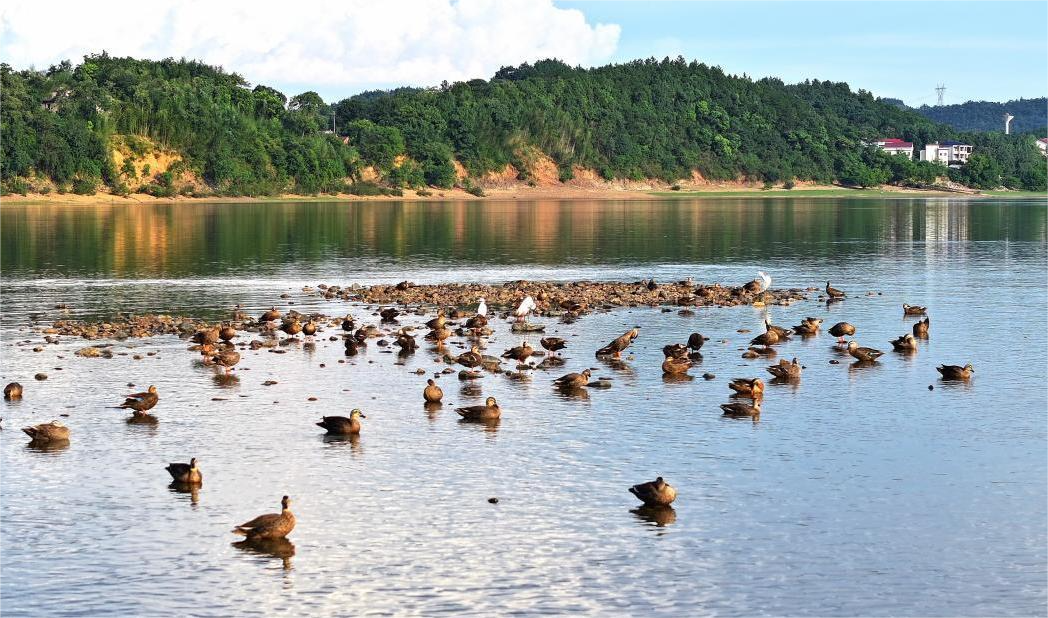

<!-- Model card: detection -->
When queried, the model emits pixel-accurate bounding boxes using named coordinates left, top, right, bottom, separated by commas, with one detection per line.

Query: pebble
left=702, top=373, right=716, bottom=380
left=488, top=497, right=499, bottom=504
left=262, top=380, right=278, bottom=386
left=34, top=373, right=47, bottom=380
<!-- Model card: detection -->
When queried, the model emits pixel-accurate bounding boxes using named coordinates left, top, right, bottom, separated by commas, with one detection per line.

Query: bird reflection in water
left=631, top=505, right=677, bottom=529
left=553, top=386, right=590, bottom=402
left=457, top=416, right=500, bottom=435
left=423, top=401, right=442, bottom=420
left=322, top=433, right=361, bottom=454
left=26, top=439, right=70, bottom=454
left=598, top=356, right=634, bottom=375
left=661, top=373, right=694, bottom=385
left=233, top=538, right=296, bottom=571
left=212, top=372, right=240, bottom=388
left=168, top=481, right=200, bottom=506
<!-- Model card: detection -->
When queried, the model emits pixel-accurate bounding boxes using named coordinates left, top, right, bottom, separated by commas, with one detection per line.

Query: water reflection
left=631, top=505, right=677, bottom=529
left=232, top=538, right=296, bottom=571
left=168, top=482, right=201, bottom=506
left=25, top=439, right=70, bottom=454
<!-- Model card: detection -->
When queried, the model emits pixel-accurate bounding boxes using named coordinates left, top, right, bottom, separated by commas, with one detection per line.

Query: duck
left=302, top=321, right=317, bottom=337
left=379, top=307, right=400, bottom=322
left=513, top=296, right=536, bottom=322
left=903, top=304, right=927, bottom=316
left=425, top=312, right=446, bottom=330
left=341, top=316, right=355, bottom=332
left=687, top=332, right=708, bottom=353
left=316, top=409, right=366, bottom=435
left=232, top=495, right=296, bottom=540
left=937, top=363, right=974, bottom=380
left=395, top=331, right=417, bottom=353
left=280, top=320, right=302, bottom=338
left=913, top=317, right=930, bottom=338
left=728, top=377, right=765, bottom=399
left=456, top=345, right=484, bottom=368
left=596, top=327, right=640, bottom=358
left=501, top=340, right=534, bottom=363
left=749, top=327, right=780, bottom=347
left=456, top=397, right=500, bottom=421
left=793, top=317, right=822, bottom=336
left=540, top=337, right=567, bottom=356
left=117, top=385, right=159, bottom=413
left=260, top=307, right=282, bottom=322
left=825, top=281, right=846, bottom=299
left=662, top=343, right=688, bottom=359
left=22, top=420, right=69, bottom=443
left=828, top=322, right=856, bottom=344
left=743, top=271, right=772, bottom=294
left=661, top=355, right=693, bottom=376
left=890, top=333, right=918, bottom=352
left=767, top=357, right=802, bottom=381
left=628, top=477, right=677, bottom=507
left=465, top=313, right=488, bottom=329
left=4, top=382, right=23, bottom=400
left=846, top=341, right=884, bottom=362
left=425, top=327, right=452, bottom=343
left=721, top=400, right=762, bottom=418
left=219, top=324, right=237, bottom=342
left=423, top=379, right=443, bottom=403
left=166, top=457, right=202, bottom=484
left=191, top=328, right=220, bottom=346
left=553, top=369, right=592, bottom=389
left=764, top=318, right=792, bottom=340
left=211, top=349, right=241, bottom=373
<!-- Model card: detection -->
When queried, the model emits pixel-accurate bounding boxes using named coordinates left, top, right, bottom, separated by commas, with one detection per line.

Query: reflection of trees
left=3, top=200, right=1042, bottom=277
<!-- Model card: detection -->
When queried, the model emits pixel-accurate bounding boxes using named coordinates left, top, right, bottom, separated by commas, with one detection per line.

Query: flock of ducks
left=6, top=272, right=976, bottom=544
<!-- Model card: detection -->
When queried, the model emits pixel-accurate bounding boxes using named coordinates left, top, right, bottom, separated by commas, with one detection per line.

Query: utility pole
left=331, top=111, right=336, bottom=135
left=935, top=84, right=946, bottom=106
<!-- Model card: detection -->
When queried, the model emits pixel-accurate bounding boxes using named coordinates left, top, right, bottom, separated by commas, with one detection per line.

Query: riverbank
left=3, top=183, right=1025, bottom=206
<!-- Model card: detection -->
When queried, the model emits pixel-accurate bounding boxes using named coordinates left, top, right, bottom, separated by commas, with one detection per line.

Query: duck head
left=147, top=385, right=157, bottom=394
left=281, top=495, right=291, bottom=510
left=189, top=457, right=198, bottom=469
left=485, top=397, right=498, bottom=408
left=350, top=409, right=366, bottom=419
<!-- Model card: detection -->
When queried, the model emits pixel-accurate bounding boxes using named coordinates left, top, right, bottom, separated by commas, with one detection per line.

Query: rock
left=34, top=373, right=47, bottom=380
left=488, top=497, right=499, bottom=504
left=702, top=373, right=715, bottom=380
left=263, top=380, right=278, bottom=386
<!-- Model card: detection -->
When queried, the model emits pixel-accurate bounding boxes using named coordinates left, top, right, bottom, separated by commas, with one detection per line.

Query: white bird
left=757, top=271, right=771, bottom=293
left=513, top=296, right=536, bottom=322
left=477, top=297, right=488, bottom=317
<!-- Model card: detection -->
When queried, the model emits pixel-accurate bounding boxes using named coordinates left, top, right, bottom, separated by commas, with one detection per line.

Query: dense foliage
left=2, top=54, right=1045, bottom=195
left=914, top=98, right=1046, bottom=134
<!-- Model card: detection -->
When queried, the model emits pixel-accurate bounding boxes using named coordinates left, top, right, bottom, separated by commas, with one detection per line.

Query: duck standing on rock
left=596, top=328, right=640, bottom=358
left=219, top=324, right=237, bottom=342
left=423, top=379, right=443, bottom=403
left=540, top=337, right=566, bottom=356
left=380, top=307, right=401, bottom=322
left=828, top=322, right=855, bottom=344
left=937, top=363, right=974, bottom=380
left=662, top=355, right=693, bottom=376
left=317, top=409, right=366, bottom=435
left=22, top=421, right=69, bottom=444
left=302, top=321, right=317, bottom=338
left=260, top=307, right=282, bottom=323
left=629, top=477, right=677, bottom=507
left=166, top=457, right=203, bottom=484
left=456, top=397, right=501, bottom=421
left=846, top=341, right=884, bottom=363
left=502, top=340, right=534, bottom=363
left=232, top=495, right=296, bottom=540
left=4, top=382, right=23, bottom=400
left=913, top=317, right=930, bottom=339
left=743, top=271, right=772, bottom=294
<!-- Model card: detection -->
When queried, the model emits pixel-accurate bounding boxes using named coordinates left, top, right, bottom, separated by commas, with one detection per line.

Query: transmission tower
left=935, top=84, right=946, bottom=106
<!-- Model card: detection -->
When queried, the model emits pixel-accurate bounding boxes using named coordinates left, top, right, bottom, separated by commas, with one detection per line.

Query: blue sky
left=1, top=0, right=1044, bottom=104
left=562, top=1, right=1047, bottom=105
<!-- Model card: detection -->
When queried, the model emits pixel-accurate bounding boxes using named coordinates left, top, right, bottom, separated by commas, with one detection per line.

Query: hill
left=915, top=98, right=1046, bottom=133
left=2, top=54, right=1045, bottom=197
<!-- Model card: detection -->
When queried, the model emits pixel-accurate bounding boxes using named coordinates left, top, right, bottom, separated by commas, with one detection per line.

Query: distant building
left=919, top=141, right=973, bottom=166
left=873, top=138, right=914, bottom=159
left=1037, top=138, right=1048, bottom=156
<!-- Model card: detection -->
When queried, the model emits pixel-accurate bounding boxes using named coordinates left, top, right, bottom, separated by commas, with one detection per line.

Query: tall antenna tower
left=1003, top=113, right=1014, bottom=134
left=935, top=84, right=946, bottom=106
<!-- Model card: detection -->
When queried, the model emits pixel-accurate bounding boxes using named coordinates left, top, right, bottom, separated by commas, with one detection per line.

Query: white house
left=919, top=141, right=973, bottom=166
left=1037, top=137, right=1048, bottom=156
left=873, top=138, right=914, bottom=159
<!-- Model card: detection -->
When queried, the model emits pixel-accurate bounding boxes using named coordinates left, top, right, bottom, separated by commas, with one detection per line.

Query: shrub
left=783, top=179, right=796, bottom=190
left=141, top=164, right=151, bottom=176
left=3, top=178, right=30, bottom=195
left=121, top=158, right=136, bottom=178
left=72, top=177, right=97, bottom=195
left=558, top=165, right=574, bottom=183
left=416, top=188, right=432, bottom=197
left=670, top=184, right=682, bottom=191
left=462, top=179, right=485, bottom=197
left=762, top=180, right=774, bottom=190
left=111, top=182, right=130, bottom=197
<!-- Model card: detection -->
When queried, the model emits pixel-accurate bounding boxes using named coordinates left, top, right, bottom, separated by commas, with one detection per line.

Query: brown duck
left=4, top=382, right=23, bottom=400
left=767, top=358, right=802, bottom=381
left=379, top=307, right=400, bottom=322
left=793, top=317, right=822, bottom=336
left=540, top=337, right=567, bottom=356
left=425, top=312, right=446, bottom=330
left=687, top=332, right=708, bottom=353
left=302, top=321, right=317, bottom=337
left=456, top=397, right=500, bottom=421
left=728, top=377, right=765, bottom=399
left=22, top=420, right=69, bottom=443
left=316, top=409, right=365, bottom=435
left=828, top=322, right=856, bottom=344
left=825, top=281, right=846, bottom=299
left=596, top=328, right=640, bottom=358
left=423, top=379, right=443, bottom=403
left=280, top=320, right=302, bottom=338
left=720, top=399, right=762, bottom=418
left=764, top=319, right=792, bottom=340
left=937, top=363, right=974, bottom=380
left=661, top=356, right=693, bottom=376
left=554, top=369, right=592, bottom=389
left=749, top=327, right=780, bottom=347
left=260, top=307, right=282, bottom=322
left=219, top=325, right=237, bottom=342
left=913, top=317, right=930, bottom=338
left=232, top=495, right=296, bottom=540
left=166, top=457, right=202, bottom=484
left=211, top=349, right=241, bottom=373
left=629, top=477, right=677, bottom=507
left=890, top=334, right=918, bottom=352
left=118, top=385, right=158, bottom=413
left=502, top=340, right=534, bottom=363
left=902, top=304, right=927, bottom=316
left=846, top=341, right=884, bottom=362
left=456, top=345, right=484, bottom=368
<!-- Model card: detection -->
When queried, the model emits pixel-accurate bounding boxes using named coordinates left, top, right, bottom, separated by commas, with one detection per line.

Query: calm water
left=1, top=198, right=1046, bottom=617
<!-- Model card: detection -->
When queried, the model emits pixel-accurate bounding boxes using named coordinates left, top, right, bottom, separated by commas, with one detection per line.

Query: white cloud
left=0, top=0, right=620, bottom=95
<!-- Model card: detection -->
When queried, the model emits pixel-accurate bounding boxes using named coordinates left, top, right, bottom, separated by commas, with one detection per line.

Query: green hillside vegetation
left=914, top=98, right=1047, bottom=133
left=2, top=54, right=1045, bottom=197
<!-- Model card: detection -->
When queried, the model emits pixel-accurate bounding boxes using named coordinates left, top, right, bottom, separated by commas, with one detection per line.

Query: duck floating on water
left=456, top=397, right=500, bottom=421
left=890, top=333, right=918, bottom=352
left=166, top=457, right=202, bottom=484
left=423, top=379, right=443, bottom=403
left=913, top=317, right=930, bottom=338
left=902, top=304, right=927, bottom=316
left=720, top=399, right=762, bottom=418
left=22, top=420, right=69, bottom=443
left=846, top=341, right=884, bottom=363
left=937, top=363, right=974, bottom=380
left=793, top=317, right=822, bottom=336
left=629, top=477, right=677, bottom=507
left=554, top=369, right=592, bottom=389
left=232, top=495, right=296, bottom=540
left=316, top=409, right=366, bottom=435
left=767, top=358, right=802, bottom=381
left=4, top=382, right=23, bottom=400
left=728, top=377, right=764, bottom=399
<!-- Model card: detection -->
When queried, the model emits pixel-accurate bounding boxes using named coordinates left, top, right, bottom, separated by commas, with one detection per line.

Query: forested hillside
left=916, top=98, right=1046, bottom=133
left=2, top=54, right=1045, bottom=197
